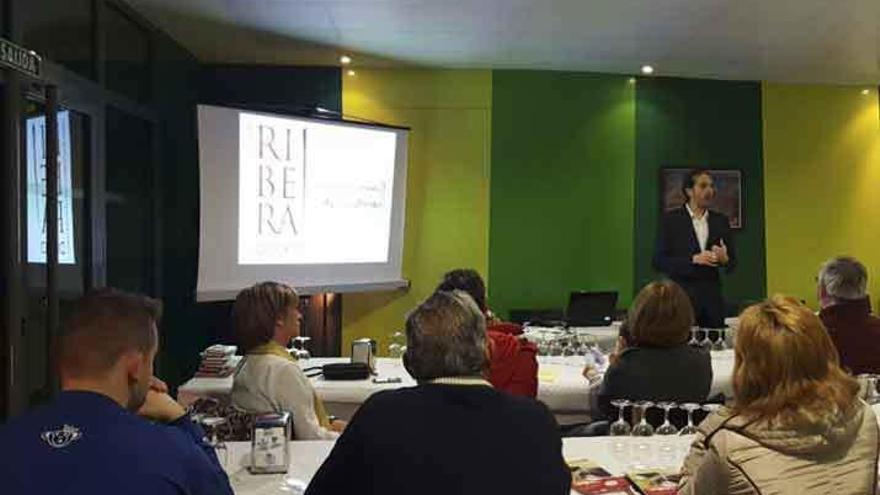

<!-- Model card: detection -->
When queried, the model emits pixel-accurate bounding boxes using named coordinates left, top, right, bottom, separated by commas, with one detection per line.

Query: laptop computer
left=566, top=291, right=618, bottom=327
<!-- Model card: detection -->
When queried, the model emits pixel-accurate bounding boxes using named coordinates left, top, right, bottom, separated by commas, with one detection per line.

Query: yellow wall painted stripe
left=341, top=69, right=492, bottom=354
left=763, top=83, right=880, bottom=307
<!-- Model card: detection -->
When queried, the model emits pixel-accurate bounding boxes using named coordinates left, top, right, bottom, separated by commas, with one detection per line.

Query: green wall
left=634, top=77, right=767, bottom=308
left=763, top=84, right=880, bottom=307
left=489, top=71, right=636, bottom=317
left=341, top=69, right=493, bottom=354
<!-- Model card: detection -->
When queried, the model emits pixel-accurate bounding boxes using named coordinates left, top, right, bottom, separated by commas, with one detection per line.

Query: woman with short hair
left=230, top=281, right=344, bottom=440
left=596, top=280, right=712, bottom=421
left=679, top=296, right=879, bottom=494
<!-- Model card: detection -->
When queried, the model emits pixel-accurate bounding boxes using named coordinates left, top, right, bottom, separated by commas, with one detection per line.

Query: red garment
left=820, top=298, right=880, bottom=375
left=488, top=320, right=524, bottom=336
left=487, top=330, right=538, bottom=398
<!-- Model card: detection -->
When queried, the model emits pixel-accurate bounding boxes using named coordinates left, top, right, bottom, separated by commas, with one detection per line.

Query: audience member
left=437, top=269, right=538, bottom=397
left=679, top=296, right=878, bottom=494
left=305, top=290, right=571, bottom=495
left=0, top=289, right=233, bottom=495
left=597, top=280, right=712, bottom=422
left=230, top=281, right=344, bottom=439
left=817, top=256, right=880, bottom=375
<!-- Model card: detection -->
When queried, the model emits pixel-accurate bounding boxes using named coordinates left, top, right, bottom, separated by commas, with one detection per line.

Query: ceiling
left=124, top=0, right=880, bottom=85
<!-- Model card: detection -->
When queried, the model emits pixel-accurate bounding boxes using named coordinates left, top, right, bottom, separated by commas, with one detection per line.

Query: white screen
left=197, top=105, right=409, bottom=301
left=26, top=110, right=76, bottom=265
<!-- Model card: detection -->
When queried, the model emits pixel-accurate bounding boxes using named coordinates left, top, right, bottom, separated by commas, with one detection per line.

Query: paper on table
left=539, top=369, right=559, bottom=383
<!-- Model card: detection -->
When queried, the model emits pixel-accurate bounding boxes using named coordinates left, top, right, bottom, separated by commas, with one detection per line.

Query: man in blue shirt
left=0, top=289, right=233, bottom=495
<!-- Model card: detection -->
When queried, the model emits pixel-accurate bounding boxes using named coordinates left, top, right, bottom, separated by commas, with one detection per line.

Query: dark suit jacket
left=653, top=206, right=737, bottom=282
left=597, top=345, right=713, bottom=426
left=305, top=384, right=571, bottom=495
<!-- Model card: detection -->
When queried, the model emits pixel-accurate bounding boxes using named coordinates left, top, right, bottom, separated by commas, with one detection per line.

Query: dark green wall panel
left=489, top=71, right=636, bottom=317
left=633, top=77, right=766, bottom=308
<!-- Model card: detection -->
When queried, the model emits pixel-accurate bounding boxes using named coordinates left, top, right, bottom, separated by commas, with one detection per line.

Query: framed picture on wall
left=661, top=168, right=742, bottom=229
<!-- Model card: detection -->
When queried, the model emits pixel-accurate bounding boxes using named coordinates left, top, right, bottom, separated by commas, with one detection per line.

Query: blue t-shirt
left=0, top=390, right=233, bottom=495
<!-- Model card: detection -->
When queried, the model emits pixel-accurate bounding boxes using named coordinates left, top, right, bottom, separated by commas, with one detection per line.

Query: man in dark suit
left=653, top=170, right=736, bottom=328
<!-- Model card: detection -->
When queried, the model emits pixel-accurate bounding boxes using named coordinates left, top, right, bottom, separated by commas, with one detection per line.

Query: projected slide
left=197, top=104, right=408, bottom=300
left=238, top=112, right=397, bottom=265
left=26, top=111, right=75, bottom=264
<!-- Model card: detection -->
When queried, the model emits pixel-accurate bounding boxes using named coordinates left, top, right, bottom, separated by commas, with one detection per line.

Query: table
left=224, top=404, right=880, bottom=494
left=222, top=436, right=695, bottom=495
left=178, top=352, right=736, bottom=423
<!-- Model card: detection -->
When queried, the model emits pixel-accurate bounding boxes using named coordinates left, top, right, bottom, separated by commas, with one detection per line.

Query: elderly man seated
left=305, top=290, right=571, bottom=495
left=818, top=256, right=880, bottom=375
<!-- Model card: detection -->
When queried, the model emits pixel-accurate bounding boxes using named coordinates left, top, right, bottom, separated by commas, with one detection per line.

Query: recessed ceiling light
left=861, top=88, right=871, bottom=96
left=340, top=55, right=352, bottom=65
left=641, top=65, right=654, bottom=75
left=347, top=69, right=357, bottom=77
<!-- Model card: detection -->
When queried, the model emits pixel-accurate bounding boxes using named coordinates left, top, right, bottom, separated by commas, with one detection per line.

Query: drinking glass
left=712, top=329, right=727, bottom=351
left=631, top=401, right=655, bottom=437
left=200, top=416, right=229, bottom=469
left=609, top=399, right=632, bottom=436
left=655, top=402, right=678, bottom=435
left=698, top=329, right=713, bottom=351
left=387, top=332, right=405, bottom=358
left=687, top=327, right=700, bottom=347
left=679, top=403, right=701, bottom=435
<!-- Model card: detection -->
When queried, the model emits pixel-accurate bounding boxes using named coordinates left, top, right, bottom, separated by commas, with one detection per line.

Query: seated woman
left=230, top=282, right=344, bottom=440
left=597, top=280, right=712, bottom=423
left=437, top=269, right=538, bottom=397
left=678, top=296, right=879, bottom=494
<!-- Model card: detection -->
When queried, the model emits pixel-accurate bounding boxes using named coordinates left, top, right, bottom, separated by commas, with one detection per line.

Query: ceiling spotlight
left=347, top=69, right=356, bottom=77
left=861, top=88, right=871, bottom=96
left=641, top=65, right=654, bottom=75
left=340, top=55, right=352, bottom=65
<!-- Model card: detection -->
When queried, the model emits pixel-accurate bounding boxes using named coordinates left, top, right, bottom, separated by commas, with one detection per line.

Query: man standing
left=0, top=289, right=233, bottom=495
left=653, top=169, right=736, bottom=328
left=818, top=256, right=880, bottom=375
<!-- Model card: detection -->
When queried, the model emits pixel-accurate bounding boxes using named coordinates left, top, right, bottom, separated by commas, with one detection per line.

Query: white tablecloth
left=178, top=352, right=736, bottom=422
left=223, top=436, right=695, bottom=495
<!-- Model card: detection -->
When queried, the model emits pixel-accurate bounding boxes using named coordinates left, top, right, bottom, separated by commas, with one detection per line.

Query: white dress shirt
left=686, top=203, right=709, bottom=251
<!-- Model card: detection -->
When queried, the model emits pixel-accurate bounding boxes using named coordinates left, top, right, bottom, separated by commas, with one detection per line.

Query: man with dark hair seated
left=0, top=289, right=233, bottom=495
left=305, top=291, right=571, bottom=495
left=437, top=268, right=538, bottom=397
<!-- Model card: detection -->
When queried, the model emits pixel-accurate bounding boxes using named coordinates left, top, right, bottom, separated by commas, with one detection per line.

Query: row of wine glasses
left=530, top=332, right=603, bottom=358
left=686, top=327, right=732, bottom=351
left=291, top=336, right=311, bottom=362
left=609, top=399, right=722, bottom=436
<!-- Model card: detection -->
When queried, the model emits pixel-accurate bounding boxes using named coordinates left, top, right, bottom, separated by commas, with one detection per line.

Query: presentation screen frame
left=196, top=104, right=410, bottom=301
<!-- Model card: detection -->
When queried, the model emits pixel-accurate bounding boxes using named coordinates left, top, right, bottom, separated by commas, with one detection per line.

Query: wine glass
left=609, top=399, right=632, bottom=436
left=200, top=416, right=229, bottom=469
left=631, top=401, right=655, bottom=437
left=679, top=403, right=702, bottom=435
left=687, top=327, right=700, bottom=347
left=699, top=329, right=713, bottom=351
left=702, top=403, right=722, bottom=415
left=712, top=329, right=727, bottom=351
left=655, top=402, right=679, bottom=435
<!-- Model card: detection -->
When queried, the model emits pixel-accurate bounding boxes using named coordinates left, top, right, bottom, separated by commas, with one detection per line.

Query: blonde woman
left=679, top=296, right=879, bottom=494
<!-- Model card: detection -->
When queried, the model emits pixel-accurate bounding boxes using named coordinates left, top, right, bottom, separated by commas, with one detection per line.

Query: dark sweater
left=821, top=298, right=880, bottom=375
left=305, top=383, right=571, bottom=495
left=597, top=345, right=713, bottom=425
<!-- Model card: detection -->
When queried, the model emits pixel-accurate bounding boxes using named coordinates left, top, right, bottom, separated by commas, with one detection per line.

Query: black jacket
left=653, top=206, right=737, bottom=282
left=306, top=384, right=571, bottom=495
left=598, top=345, right=713, bottom=425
